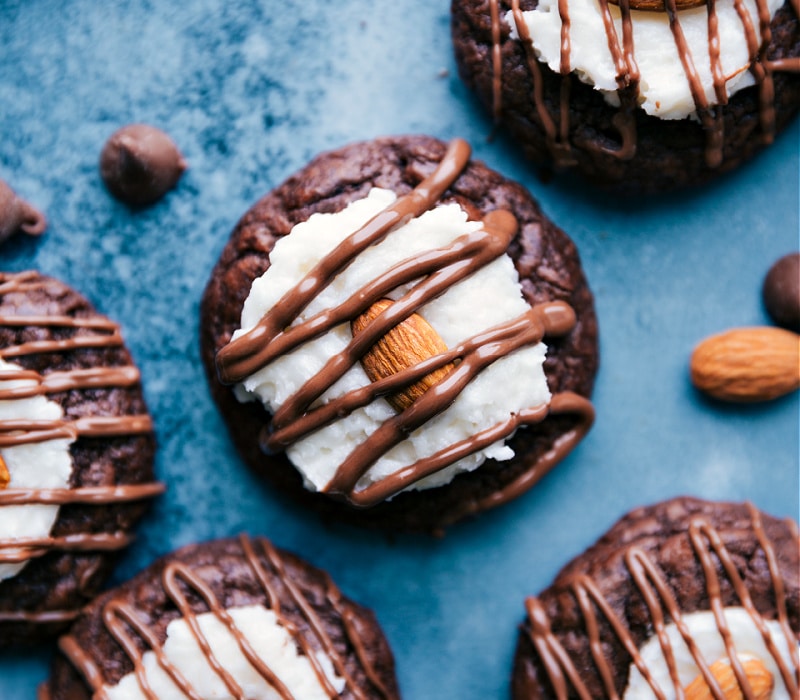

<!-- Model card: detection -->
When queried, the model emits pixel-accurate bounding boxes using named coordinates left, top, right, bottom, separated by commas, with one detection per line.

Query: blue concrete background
left=0, top=1, right=797, bottom=697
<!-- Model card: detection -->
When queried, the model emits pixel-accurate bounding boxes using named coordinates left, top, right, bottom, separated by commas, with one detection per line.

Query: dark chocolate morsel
left=99, top=124, right=186, bottom=206
left=0, top=178, right=47, bottom=244
left=763, top=252, right=800, bottom=330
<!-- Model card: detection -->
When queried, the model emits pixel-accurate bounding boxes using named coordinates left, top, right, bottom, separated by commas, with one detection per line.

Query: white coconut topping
left=507, top=0, right=781, bottom=119
left=233, top=188, right=550, bottom=496
left=103, top=605, right=344, bottom=700
left=624, top=607, right=798, bottom=699
left=0, top=358, right=74, bottom=581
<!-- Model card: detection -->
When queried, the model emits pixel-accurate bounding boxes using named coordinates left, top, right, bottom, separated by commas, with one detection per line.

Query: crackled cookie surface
left=452, top=0, right=800, bottom=192
left=512, top=496, right=800, bottom=698
left=46, top=535, right=400, bottom=700
left=201, top=135, right=598, bottom=532
left=0, top=271, right=160, bottom=644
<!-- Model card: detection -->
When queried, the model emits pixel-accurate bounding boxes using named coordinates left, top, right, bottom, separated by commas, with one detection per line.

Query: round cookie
left=46, top=535, right=401, bottom=700
left=452, top=0, right=800, bottom=193
left=512, top=497, right=799, bottom=698
left=200, top=135, right=598, bottom=533
left=0, top=271, right=160, bottom=645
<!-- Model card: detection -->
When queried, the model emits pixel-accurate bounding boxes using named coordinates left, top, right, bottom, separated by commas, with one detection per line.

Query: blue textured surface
left=0, top=1, right=798, bottom=697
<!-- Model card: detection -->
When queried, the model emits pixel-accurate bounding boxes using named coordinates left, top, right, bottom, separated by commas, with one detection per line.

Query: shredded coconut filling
left=233, top=188, right=551, bottom=496
left=103, top=605, right=344, bottom=700
left=0, top=358, right=74, bottom=581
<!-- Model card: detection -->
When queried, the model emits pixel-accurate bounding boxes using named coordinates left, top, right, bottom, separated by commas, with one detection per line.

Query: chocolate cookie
left=512, top=497, right=800, bottom=698
left=0, top=271, right=160, bottom=645
left=201, top=135, right=598, bottom=533
left=46, top=535, right=400, bottom=700
left=452, top=0, right=800, bottom=193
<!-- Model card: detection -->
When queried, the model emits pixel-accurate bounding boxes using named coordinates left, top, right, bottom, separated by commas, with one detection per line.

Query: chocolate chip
left=763, top=252, right=800, bottom=331
left=0, top=179, right=46, bottom=244
left=99, top=124, right=186, bottom=206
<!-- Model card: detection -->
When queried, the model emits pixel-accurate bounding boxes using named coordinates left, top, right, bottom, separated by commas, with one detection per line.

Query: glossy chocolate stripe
left=524, top=595, right=593, bottom=699
left=241, top=535, right=342, bottom=698
left=0, top=270, right=39, bottom=293
left=0, top=483, right=165, bottom=506
left=748, top=504, right=800, bottom=691
left=468, top=390, right=594, bottom=517
left=0, top=608, right=80, bottom=623
left=58, top=636, right=107, bottom=695
left=0, top=367, right=141, bottom=399
left=0, top=415, right=152, bottom=446
left=0, top=532, right=133, bottom=563
left=0, top=332, right=124, bottom=358
left=490, top=0, right=504, bottom=122
left=0, top=420, right=76, bottom=445
left=510, top=0, right=566, bottom=161
left=71, top=414, right=153, bottom=437
left=0, top=315, right=117, bottom=330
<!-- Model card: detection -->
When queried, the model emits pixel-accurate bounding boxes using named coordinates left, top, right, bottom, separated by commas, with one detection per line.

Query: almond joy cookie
left=45, top=535, right=400, bottom=700
left=452, top=0, right=800, bottom=193
left=201, top=135, right=598, bottom=533
left=0, top=271, right=160, bottom=645
left=512, top=496, right=799, bottom=698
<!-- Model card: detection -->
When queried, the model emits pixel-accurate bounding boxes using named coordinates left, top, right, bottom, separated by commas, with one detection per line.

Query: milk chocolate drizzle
left=216, top=139, right=594, bottom=509
left=492, top=0, right=799, bottom=168
left=0, top=271, right=162, bottom=623
left=58, top=534, right=391, bottom=700
left=522, top=503, right=799, bottom=699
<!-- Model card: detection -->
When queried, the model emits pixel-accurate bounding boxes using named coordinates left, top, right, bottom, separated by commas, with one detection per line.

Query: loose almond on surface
left=690, top=326, right=800, bottom=402
left=683, top=656, right=774, bottom=700
left=352, top=299, right=456, bottom=413
left=0, top=454, right=8, bottom=490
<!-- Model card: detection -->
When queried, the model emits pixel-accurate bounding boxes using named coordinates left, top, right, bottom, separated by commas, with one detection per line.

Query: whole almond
left=0, top=454, right=8, bottom=490
left=351, top=299, right=456, bottom=413
left=690, top=326, right=800, bottom=402
left=684, top=657, right=774, bottom=700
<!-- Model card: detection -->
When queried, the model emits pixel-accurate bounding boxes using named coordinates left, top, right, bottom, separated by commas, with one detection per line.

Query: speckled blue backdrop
left=0, top=1, right=798, bottom=697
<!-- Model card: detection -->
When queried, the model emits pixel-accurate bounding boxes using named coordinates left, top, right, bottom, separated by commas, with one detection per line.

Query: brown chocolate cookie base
left=46, top=536, right=401, bottom=700
left=452, top=0, right=800, bottom=195
left=512, top=496, right=800, bottom=698
left=0, top=271, right=158, bottom=646
left=200, top=135, right=598, bottom=533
